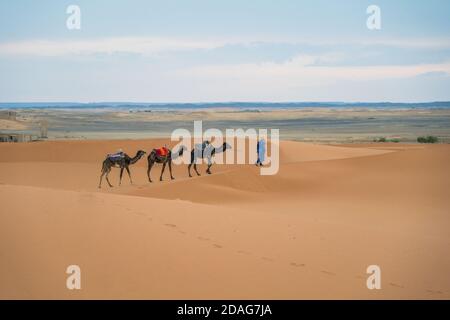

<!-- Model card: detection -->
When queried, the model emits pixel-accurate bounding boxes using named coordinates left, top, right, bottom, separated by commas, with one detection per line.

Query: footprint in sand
left=321, top=270, right=336, bottom=276
left=389, top=282, right=404, bottom=289
left=213, top=244, right=223, bottom=249
left=426, top=289, right=443, bottom=295
left=237, top=250, right=251, bottom=255
left=261, top=257, right=274, bottom=262
left=290, top=262, right=305, bottom=268
left=197, top=236, right=210, bottom=241
left=164, top=223, right=177, bottom=228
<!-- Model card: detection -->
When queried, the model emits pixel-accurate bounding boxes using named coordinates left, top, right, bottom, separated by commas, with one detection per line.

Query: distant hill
left=1, top=101, right=450, bottom=109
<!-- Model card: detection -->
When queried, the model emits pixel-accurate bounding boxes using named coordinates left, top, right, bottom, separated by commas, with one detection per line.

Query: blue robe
left=258, top=139, right=266, bottom=163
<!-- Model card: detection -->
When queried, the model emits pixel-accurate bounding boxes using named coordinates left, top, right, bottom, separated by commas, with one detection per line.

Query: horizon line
left=1, top=101, right=450, bottom=105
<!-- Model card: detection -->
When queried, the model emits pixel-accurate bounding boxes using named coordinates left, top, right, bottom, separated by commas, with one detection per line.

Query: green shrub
left=417, top=136, right=438, bottom=143
left=374, top=137, right=387, bottom=142
left=374, top=137, right=400, bottom=143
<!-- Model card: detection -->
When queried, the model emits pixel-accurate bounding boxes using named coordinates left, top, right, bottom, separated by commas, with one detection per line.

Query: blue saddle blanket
left=107, top=152, right=125, bottom=161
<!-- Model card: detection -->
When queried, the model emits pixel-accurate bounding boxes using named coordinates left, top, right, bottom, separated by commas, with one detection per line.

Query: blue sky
left=0, top=0, right=449, bottom=102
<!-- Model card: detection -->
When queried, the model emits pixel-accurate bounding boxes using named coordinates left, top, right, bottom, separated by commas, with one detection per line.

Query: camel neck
left=215, top=146, right=225, bottom=153
left=130, top=153, right=141, bottom=164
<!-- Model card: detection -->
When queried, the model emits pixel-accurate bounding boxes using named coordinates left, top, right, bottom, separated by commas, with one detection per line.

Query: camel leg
left=189, top=152, right=198, bottom=177
left=205, top=156, right=213, bottom=174
left=126, top=166, right=133, bottom=184
left=99, top=162, right=109, bottom=188
left=160, top=162, right=167, bottom=181
left=194, top=163, right=201, bottom=176
left=169, top=160, right=174, bottom=180
left=119, top=167, right=124, bottom=186
left=188, top=163, right=193, bottom=177
left=105, top=168, right=113, bottom=187
left=98, top=171, right=105, bottom=188
left=147, top=160, right=154, bottom=182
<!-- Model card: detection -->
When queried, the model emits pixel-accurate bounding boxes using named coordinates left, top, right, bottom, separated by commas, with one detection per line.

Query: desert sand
left=0, top=139, right=449, bottom=299
left=0, top=119, right=27, bottom=130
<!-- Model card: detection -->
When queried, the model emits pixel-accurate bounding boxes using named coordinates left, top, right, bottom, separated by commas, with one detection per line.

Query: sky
left=0, top=0, right=449, bottom=103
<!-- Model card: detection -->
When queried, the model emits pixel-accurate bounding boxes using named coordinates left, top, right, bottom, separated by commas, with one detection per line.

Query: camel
left=147, top=145, right=187, bottom=182
left=98, top=150, right=146, bottom=188
left=188, top=141, right=232, bottom=177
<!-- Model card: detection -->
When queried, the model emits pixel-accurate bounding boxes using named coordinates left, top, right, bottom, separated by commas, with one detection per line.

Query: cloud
left=176, top=54, right=450, bottom=86
left=0, top=37, right=227, bottom=57
left=1, top=36, right=450, bottom=57
left=358, top=38, right=450, bottom=49
left=1, top=35, right=449, bottom=102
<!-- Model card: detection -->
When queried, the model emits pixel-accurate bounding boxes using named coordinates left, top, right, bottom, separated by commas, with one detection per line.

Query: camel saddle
left=107, top=152, right=125, bottom=161
left=155, top=147, right=169, bottom=157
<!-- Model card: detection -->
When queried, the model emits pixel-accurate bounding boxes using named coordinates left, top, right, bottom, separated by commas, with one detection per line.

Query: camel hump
left=155, top=147, right=169, bottom=156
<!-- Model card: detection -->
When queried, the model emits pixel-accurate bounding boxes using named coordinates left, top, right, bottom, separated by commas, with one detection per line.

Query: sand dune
left=0, top=139, right=449, bottom=299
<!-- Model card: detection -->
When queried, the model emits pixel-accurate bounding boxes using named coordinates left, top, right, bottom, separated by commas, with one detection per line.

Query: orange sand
left=0, top=139, right=449, bottom=299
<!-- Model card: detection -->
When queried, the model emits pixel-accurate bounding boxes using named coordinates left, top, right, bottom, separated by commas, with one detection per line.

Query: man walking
left=256, top=138, right=266, bottom=166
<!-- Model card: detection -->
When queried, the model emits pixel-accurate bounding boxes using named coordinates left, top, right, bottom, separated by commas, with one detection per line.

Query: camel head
left=128, top=150, right=146, bottom=164
left=136, top=150, right=146, bottom=158
left=177, top=145, right=188, bottom=156
left=223, top=142, right=232, bottom=150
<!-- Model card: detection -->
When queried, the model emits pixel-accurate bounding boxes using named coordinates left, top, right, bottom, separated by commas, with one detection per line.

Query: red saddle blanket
left=155, top=147, right=169, bottom=156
